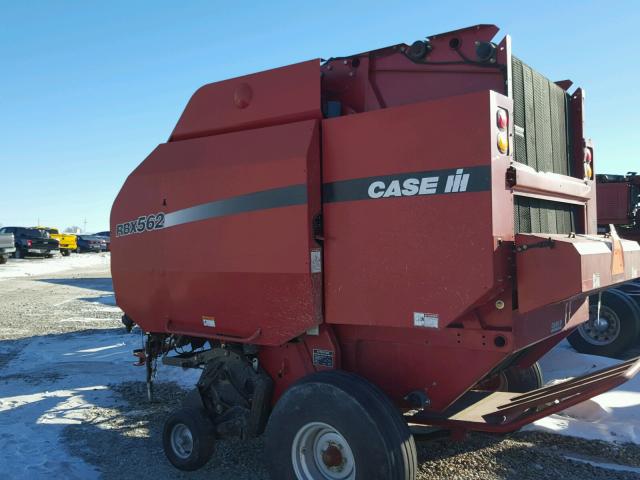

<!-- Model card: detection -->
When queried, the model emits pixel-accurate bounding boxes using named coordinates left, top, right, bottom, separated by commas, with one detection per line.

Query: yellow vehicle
left=32, top=227, right=77, bottom=256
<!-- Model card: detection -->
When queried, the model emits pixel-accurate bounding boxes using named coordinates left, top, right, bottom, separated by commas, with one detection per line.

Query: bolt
left=343, top=60, right=348, bottom=65
left=496, top=300, right=505, bottom=310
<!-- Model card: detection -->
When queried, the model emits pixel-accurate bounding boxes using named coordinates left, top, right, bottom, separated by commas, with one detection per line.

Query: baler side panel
left=111, top=120, right=323, bottom=346
left=322, top=92, right=496, bottom=329
left=170, top=59, right=322, bottom=141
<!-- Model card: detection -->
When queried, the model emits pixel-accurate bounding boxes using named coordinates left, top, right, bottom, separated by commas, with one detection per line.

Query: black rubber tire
left=500, top=362, right=544, bottom=393
left=61, top=249, right=70, bottom=257
left=181, top=388, right=205, bottom=410
left=265, top=370, right=417, bottom=480
left=13, top=249, right=22, bottom=259
left=568, top=289, right=640, bottom=357
left=0, top=255, right=7, bottom=265
left=162, top=407, right=215, bottom=471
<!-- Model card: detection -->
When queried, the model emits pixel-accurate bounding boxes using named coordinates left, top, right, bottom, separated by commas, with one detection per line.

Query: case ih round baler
left=111, top=25, right=640, bottom=479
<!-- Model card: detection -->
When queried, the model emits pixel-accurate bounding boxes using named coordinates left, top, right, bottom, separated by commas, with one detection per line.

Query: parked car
left=76, top=235, right=106, bottom=253
left=31, top=226, right=77, bottom=256
left=0, top=227, right=59, bottom=258
left=0, top=232, right=16, bottom=264
left=94, top=231, right=111, bottom=251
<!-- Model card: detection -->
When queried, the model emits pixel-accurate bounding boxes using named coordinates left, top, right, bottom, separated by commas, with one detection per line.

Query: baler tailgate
left=411, top=356, right=640, bottom=433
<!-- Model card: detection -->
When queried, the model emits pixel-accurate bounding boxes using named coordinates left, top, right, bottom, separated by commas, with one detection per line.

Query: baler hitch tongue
left=410, top=356, right=640, bottom=434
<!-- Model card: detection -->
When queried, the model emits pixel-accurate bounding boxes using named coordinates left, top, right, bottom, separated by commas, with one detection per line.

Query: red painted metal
left=410, top=356, right=640, bottom=433
left=111, top=24, right=640, bottom=432
left=599, top=182, right=631, bottom=225
left=170, top=60, right=322, bottom=141
left=112, top=118, right=323, bottom=346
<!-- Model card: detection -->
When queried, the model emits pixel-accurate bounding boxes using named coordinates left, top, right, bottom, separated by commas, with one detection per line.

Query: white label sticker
left=414, top=312, right=438, bottom=329
left=592, top=273, right=601, bottom=289
left=202, top=317, right=216, bottom=328
left=310, top=249, right=322, bottom=274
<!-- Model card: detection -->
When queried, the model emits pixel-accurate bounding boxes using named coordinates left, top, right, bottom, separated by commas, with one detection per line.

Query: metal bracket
left=515, top=238, right=555, bottom=253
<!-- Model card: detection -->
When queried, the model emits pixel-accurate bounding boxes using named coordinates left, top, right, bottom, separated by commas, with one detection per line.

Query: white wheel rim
left=292, top=422, right=355, bottom=480
left=170, top=423, right=194, bottom=459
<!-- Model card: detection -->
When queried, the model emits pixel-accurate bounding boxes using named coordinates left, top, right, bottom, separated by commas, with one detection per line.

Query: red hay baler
left=111, top=24, right=640, bottom=479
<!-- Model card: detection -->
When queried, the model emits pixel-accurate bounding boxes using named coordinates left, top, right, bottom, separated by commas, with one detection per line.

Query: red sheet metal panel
left=516, top=233, right=640, bottom=313
left=170, top=59, right=321, bottom=141
left=111, top=119, right=322, bottom=346
left=598, top=182, right=631, bottom=225
left=322, top=91, right=497, bottom=329
left=321, top=25, right=505, bottom=114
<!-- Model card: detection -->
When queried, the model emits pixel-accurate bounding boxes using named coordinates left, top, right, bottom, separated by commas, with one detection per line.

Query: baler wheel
left=264, top=370, right=417, bottom=480
left=499, top=362, right=544, bottom=393
left=162, top=407, right=215, bottom=471
left=568, top=289, right=640, bottom=357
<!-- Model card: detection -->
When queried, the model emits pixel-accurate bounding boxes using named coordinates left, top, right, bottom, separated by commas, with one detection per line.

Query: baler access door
left=515, top=233, right=640, bottom=313
left=111, top=119, right=324, bottom=347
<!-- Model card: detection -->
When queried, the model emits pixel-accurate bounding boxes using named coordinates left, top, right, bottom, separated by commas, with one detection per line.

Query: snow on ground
left=530, top=339, right=640, bottom=444
left=0, top=253, right=111, bottom=280
left=0, top=329, right=200, bottom=479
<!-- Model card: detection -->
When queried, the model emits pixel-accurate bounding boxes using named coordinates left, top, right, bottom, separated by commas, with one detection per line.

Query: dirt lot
left=1, top=254, right=640, bottom=479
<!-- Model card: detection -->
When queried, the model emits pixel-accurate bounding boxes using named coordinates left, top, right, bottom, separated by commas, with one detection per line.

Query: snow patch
left=0, top=330, right=200, bottom=478
left=0, top=254, right=111, bottom=281
left=528, top=340, right=640, bottom=444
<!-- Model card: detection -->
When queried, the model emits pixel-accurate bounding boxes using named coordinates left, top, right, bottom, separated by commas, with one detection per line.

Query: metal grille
left=514, top=196, right=579, bottom=234
left=511, top=56, right=571, bottom=176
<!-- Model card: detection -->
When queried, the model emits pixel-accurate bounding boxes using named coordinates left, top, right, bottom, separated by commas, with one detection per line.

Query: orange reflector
left=497, top=133, right=508, bottom=154
left=610, top=225, right=625, bottom=276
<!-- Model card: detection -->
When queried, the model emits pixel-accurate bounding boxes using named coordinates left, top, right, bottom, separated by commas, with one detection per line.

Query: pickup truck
left=0, top=227, right=60, bottom=258
left=76, top=235, right=106, bottom=253
left=0, top=232, right=16, bottom=264
left=32, top=226, right=77, bottom=256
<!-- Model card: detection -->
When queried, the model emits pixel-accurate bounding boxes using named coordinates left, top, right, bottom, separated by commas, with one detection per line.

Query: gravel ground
left=1, top=254, right=640, bottom=479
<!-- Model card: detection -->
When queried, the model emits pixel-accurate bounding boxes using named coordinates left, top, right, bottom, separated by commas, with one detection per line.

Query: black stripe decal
left=164, top=184, right=308, bottom=228
left=155, top=165, right=491, bottom=230
left=323, top=165, right=492, bottom=203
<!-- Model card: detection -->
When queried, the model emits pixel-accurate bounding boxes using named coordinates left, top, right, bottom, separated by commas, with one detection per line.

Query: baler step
left=409, top=356, right=640, bottom=433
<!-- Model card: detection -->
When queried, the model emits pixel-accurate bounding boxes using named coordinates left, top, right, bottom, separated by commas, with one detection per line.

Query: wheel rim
left=291, top=422, right=355, bottom=480
left=578, top=304, right=621, bottom=346
left=170, top=423, right=194, bottom=459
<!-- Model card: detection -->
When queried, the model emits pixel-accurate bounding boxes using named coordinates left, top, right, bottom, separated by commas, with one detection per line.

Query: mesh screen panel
left=511, top=56, right=575, bottom=234
left=511, top=56, right=571, bottom=176
left=514, top=196, right=579, bottom=234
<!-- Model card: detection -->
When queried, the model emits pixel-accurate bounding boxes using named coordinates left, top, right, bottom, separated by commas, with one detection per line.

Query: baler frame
left=111, top=24, right=640, bottom=479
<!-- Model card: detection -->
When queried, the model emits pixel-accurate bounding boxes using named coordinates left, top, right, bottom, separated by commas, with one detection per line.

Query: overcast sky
left=1, top=1, right=638, bottom=231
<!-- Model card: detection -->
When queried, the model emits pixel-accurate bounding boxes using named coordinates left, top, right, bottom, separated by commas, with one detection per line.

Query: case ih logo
left=367, top=169, right=471, bottom=198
